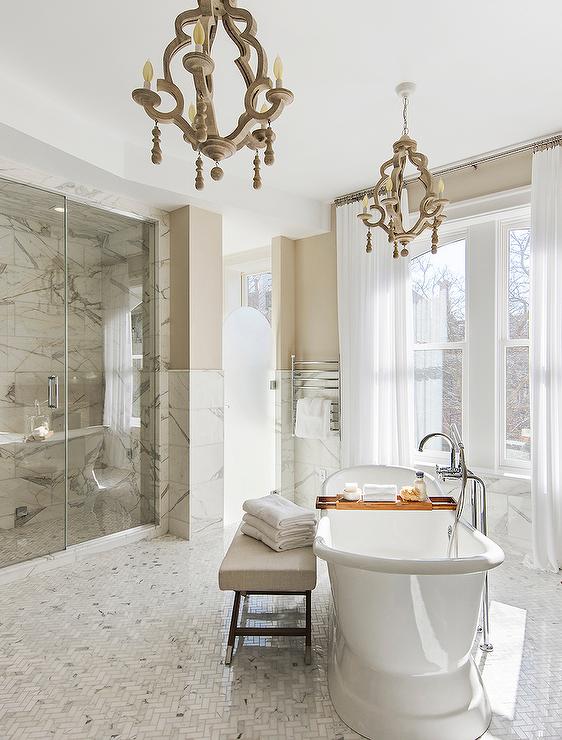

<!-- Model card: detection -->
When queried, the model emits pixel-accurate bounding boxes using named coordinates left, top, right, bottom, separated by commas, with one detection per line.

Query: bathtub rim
left=314, top=514, right=505, bottom=576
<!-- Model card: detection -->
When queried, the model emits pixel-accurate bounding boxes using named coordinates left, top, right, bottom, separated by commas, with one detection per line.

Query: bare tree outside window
left=508, top=229, right=530, bottom=340
left=504, top=228, right=531, bottom=461
left=411, top=241, right=465, bottom=452
left=246, top=272, right=272, bottom=324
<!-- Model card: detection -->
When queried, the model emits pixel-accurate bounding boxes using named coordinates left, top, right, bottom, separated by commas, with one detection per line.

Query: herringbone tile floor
left=0, top=522, right=561, bottom=739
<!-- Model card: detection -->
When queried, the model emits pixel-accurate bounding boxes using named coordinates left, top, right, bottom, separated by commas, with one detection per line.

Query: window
left=499, top=223, right=531, bottom=465
left=411, top=240, right=466, bottom=453
left=131, top=303, right=143, bottom=427
left=243, top=271, right=272, bottom=324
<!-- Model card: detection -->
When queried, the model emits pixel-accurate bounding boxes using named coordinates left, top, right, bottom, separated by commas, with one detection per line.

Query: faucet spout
left=417, top=431, right=457, bottom=470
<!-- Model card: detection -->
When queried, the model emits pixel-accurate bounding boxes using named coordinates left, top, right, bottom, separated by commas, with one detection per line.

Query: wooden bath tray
left=316, top=495, right=457, bottom=511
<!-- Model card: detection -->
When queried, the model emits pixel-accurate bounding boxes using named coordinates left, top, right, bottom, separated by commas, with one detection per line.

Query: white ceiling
left=0, top=0, right=561, bottom=248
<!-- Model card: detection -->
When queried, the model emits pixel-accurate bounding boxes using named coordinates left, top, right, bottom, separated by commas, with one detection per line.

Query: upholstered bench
left=218, top=525, right=317, bottom=665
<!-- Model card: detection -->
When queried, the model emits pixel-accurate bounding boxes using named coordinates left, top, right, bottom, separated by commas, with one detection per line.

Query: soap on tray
left=399, top=486, right=428, bottom=502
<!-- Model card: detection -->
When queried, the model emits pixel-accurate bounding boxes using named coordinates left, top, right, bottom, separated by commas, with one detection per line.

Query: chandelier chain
left=402, top=95, right=409, bottom=136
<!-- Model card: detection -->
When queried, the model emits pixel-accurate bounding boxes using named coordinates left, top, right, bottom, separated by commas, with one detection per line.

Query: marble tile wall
left=274, top=371, right=295, bottom=501
left=0, top=157, right=171, bottom=565
left=168, top=372, right=189, bottom=538
left=438, top=472, right=532, bottom=557
left=168, top=370, right=224, bottom=538
left=275, top=370, right=342, bottom=508
left=189, top=370, right=224, bottom=536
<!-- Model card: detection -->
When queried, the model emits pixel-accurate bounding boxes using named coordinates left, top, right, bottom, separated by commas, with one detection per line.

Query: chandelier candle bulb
left=188, top=102, right=196, bottom=125
left=142, top=60, right=154, bottom=89
left=438, top=178, right=446, bottom=198
left=274, top=55, right=283, bottom=87
left=362, top=194, right=369, bottom=213
left=193, top=19, right=205, bottom=51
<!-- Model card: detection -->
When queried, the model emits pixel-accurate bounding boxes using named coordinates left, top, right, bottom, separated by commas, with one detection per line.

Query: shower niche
left=0, top=178, right=157, bottom=568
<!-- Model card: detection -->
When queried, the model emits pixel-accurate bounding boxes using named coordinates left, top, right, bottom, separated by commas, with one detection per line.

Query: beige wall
left=169, top=207, right=189, bottom=370
left=272, top=210, right=339, bottom=369
left=169, top=205, right=223, bottom=370
left=189, top=206, right=223, bottom=369
left=272, top=236, right=296, bottom=370
left=407, top=150, right=531, bottom=206
left=294, top=228, right=338, bottom=362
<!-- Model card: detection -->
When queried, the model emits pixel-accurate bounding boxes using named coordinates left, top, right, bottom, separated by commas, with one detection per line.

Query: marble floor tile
left=0, top=514, right=559, bottom=739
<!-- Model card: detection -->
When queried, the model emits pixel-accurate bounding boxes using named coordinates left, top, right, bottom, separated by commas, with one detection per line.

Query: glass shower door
left=0, top=180, right=67, bottom=567
left=65, top=203, right=156, bottom=545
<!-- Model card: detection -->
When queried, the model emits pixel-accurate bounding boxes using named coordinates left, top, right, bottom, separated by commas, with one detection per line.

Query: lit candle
left=273, top=55, right=283, bottom=88
left=143, top=60, right=154, bottom=90
left=193, top=19, right=205, bottom=52
left=385, top=176, right=393, bottom=198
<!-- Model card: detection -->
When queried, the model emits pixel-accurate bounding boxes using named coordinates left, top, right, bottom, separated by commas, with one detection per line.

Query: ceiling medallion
left=358, top=83, right=448, bottom=258
left=132, top=0, right=294, bottom=191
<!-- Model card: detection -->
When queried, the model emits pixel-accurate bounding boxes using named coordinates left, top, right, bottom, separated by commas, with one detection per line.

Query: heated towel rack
left=291, top=355, right=340, bottom=437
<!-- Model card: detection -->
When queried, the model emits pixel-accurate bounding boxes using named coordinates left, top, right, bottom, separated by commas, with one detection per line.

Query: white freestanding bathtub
left=314, top=465, right=504, bottom=740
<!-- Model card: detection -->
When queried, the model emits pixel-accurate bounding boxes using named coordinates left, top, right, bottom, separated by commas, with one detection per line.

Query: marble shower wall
left=0, top=158, right=170, bottom=552
left=168, top=370, right=224, bottom=538
left=0, top=203, right=67, bottom=437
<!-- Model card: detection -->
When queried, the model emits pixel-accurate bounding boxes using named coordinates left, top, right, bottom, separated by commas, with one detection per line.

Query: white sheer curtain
left=103, top=261, right=133, bottom=470
left=529, top=145, right=562, bottom=572
left=336, top=199, right=414, bottom=468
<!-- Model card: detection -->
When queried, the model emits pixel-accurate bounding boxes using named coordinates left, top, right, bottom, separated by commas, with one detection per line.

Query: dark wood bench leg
left=305, top=590, right=312, bottom=665
left=225, top=591, right=241, bottom=665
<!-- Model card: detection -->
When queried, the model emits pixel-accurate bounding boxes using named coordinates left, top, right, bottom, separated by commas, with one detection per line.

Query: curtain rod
left=333, top=131, right=562, bottom=207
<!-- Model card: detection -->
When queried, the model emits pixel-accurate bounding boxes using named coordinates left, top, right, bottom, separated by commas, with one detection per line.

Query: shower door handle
left=48, top=375, right=59, bottom=409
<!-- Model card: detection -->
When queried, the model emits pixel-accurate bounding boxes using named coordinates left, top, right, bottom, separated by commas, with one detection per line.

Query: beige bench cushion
left=219, top=525, right=317, bottom=592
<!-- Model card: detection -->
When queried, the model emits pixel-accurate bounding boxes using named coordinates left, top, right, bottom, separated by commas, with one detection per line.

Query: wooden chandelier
left=358, top=83, right=448, bottom=258
left=132, top=0, right=294, bottom=191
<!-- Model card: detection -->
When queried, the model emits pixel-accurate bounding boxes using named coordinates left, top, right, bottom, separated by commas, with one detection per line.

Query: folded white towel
left=242, top=494, right=315, bottom=530
left=243, top=513, right=316, bottom=543
left=363, top=484, right=398, bottom=502
left=295, top=397, right=332, bottom=439
left=241, top=522, right=314, bottom=552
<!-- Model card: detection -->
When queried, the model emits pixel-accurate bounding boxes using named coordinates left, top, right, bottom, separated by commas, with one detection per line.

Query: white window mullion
left=498, top=218, right=531, bottom=471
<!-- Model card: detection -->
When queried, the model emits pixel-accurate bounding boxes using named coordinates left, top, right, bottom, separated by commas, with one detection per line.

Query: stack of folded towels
left=241, top=493, right=316, bottom=552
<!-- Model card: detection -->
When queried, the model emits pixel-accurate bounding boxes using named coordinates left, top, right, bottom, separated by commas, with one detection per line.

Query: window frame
left=411, top=232, right=469, bottom=466
left=496, top=216, right=531, bottom=472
